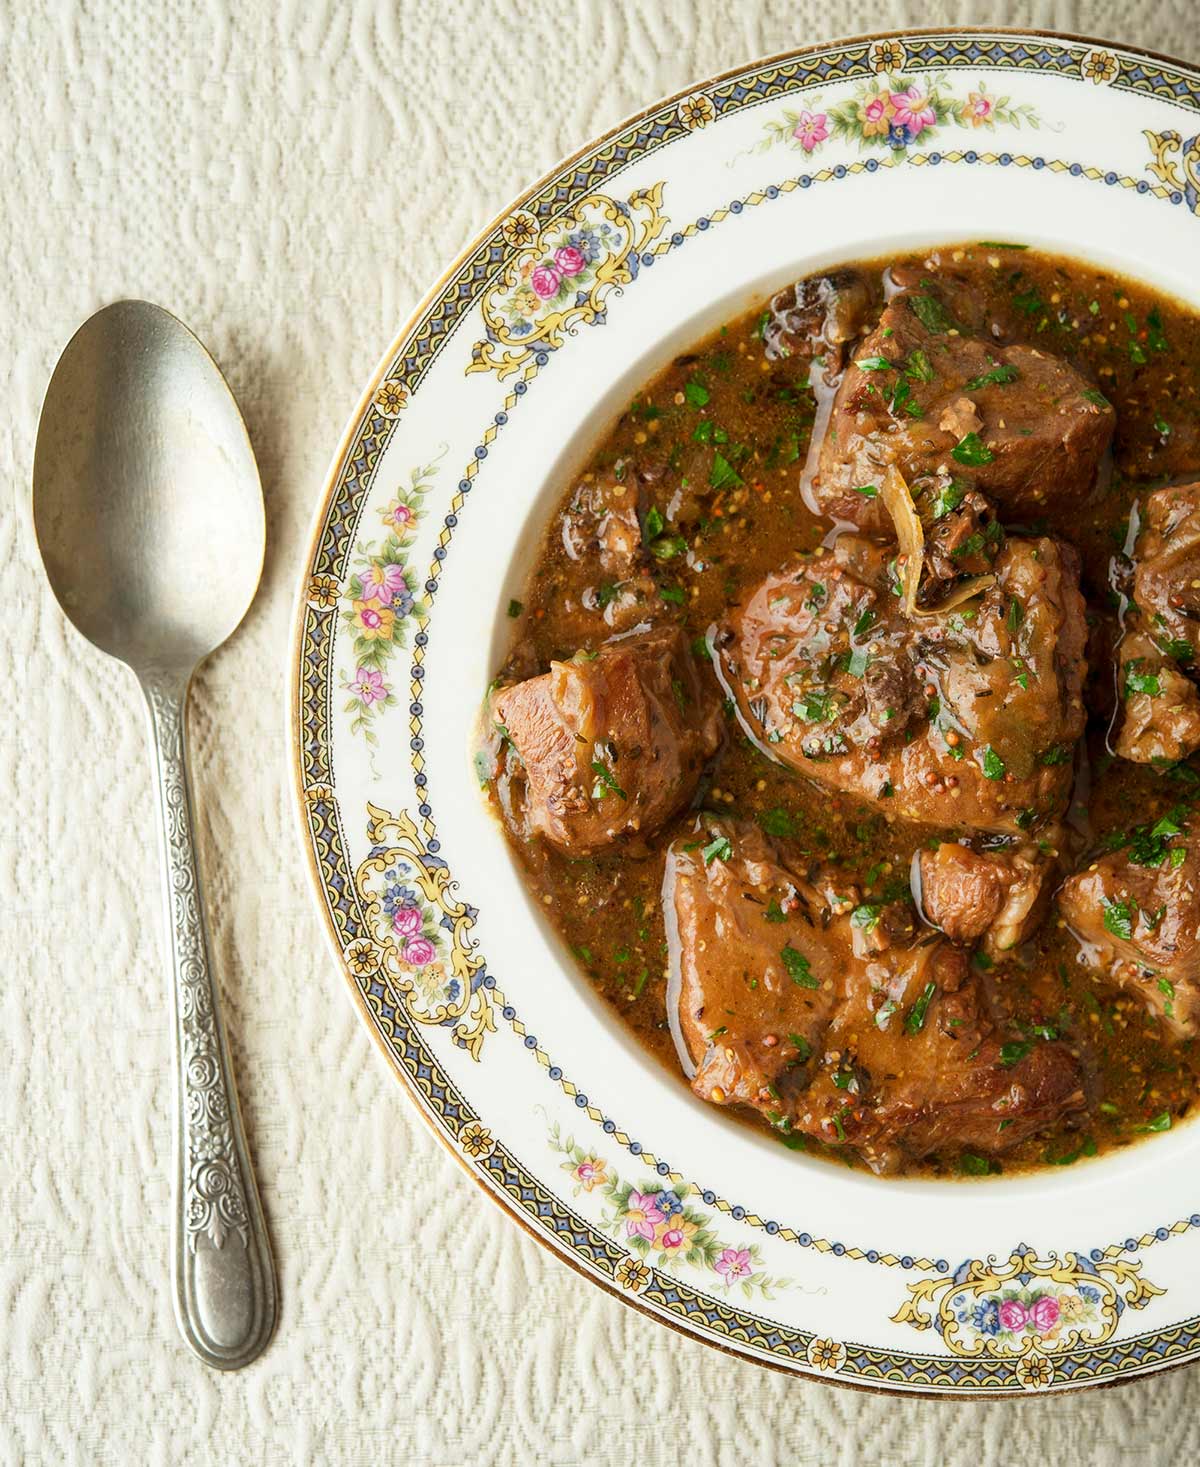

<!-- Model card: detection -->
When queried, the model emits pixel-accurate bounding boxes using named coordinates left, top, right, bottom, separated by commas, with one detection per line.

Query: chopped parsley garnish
left=782, top=944, right=818, bottom=988
left=905, top=981, right=936, bottom=1034
left=951, top=432, right=995, bottom=466
left=684, top=378, right=710, bottom=407
left=1157, top=636, right=1194, bottom=664
left=1101, top=897, right=1136, bottom=941
left=764, top=899, right=786, bottom=923
left=597, top=580, right=620, bottom=609
left=1135, top=1111, right=1172, bottom=1133
left=1126, top=811, right=1186, bottom=868
left=702, top=834, right=732, bottom=865
left=1040, top=744, right=1070, bottom=766
left=908, top=289, right=955, bottom=334
left=642, top=505, right=664, bottom=540
left=965, top=363, right=1019, bottom=390
left=981, top=746, right=1007, bottom=781
left=931, top=479, right=967, bottom=519
left=851, top=903, right=882, bottom=931
left=999, top=1040, right=1032, bottom=1067
left=852, top=483, right=879, bottom=498
left=759, top=807, right=795, bottom=837
left=1081, top=388, right=1111, bottom=409
left=857, top=355, right=895, bottom=372
left=709, top=452, right=744, bottom=491
left=1124, top=664, right=1161, bottom=698
left=853, top=607, right=875, bottom=638
left=659, top=585, right=685, bottom=605
left=506, top=599, right=524, bottom=618
left=795, top=690, right=835, bottom=722
left=959, top=1153, right=1000, bottom=1177
left=788, top=1032, right=812, bottom=1061
left=590, top=760, right=627, bottom=800
left=904, top=348, right=935, bottom=382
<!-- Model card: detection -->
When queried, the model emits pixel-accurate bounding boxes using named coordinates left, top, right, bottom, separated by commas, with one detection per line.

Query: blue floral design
left=657, top=1189, right=683, bottom=1218
left=971, top=1299, right=1001, bottom=1336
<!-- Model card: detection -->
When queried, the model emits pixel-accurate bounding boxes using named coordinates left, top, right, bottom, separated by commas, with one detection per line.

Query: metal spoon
left=32, top=300, right=277, bottom=1370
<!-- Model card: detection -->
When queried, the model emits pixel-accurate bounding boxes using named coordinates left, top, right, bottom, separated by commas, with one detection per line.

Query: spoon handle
left=141, top=670, right=277, bottom=1369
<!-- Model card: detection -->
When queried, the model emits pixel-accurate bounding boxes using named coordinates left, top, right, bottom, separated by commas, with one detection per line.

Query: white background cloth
left=5, top=2, right=1199, bottom=1461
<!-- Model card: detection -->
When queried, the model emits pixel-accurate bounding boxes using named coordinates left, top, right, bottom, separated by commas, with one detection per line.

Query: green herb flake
left=684, top=379, right=710, bottom=407
left=965, top=364, right=1019, bottom=390
left=782, top=944, right=818, bottom=988
left=852, top=483, right=879, bottom=498
left=659, top=585, right=686, bottom=605
left=702, top=834, right=732, bottom=865
left=905, top=981, right=937, bottom=1034
left=1101, top=896, right=1136, bottom=942
left=999, top=1040, right=1032, bottom=1067
left=959, top=1153, right=999, bottom=1177
left=1125, top=665, right=1162, bottom=698
left=909, top=290, right=955, bottom=334
left=1081, top=388, right=1111, bottom=409
left=759, top=807, right=795, bottom=837
left=506, top=599, right=524, bottom=618
left=590, top=760, right=627, bottom=801
left=856, top=355, right=895, bottom=372
left=951, top=432, right=995, bottom=466
left=932, top=480, right=967, bottom=519
left=709, top=452, right=744, bottom=492
left=981, top=746, right=1007, bottom=781
left=851, top=903, right=882, bottom=931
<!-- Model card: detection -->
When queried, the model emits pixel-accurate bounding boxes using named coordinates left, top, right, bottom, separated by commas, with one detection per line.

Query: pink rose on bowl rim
left=1030, top=1295, right=1061, bottom=1332
left=998, top=1299, right=1028, bottom=1331
left=554, top=245, right=587, bottom=276
left=402, top=935, right=437, bottom=967
left=530, top=263, right=562, bottom=298
left=391, top=905, right=423, bottom=938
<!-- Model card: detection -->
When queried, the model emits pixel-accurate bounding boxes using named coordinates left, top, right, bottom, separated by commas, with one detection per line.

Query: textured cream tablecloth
left=5, top=2, right=1199, bottom=1462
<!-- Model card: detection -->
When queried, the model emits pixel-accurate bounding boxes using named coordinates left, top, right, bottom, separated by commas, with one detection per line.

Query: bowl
left=291, top=27, right=1200, bottom=1395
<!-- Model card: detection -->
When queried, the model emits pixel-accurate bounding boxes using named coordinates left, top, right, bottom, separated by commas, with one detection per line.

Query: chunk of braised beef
left=923, top=487, right=1002, bottom=595
left=1114, top=629, right=1200, bottom=765
left=917, top=841, right=1053, bottom=957
left=808, top=283, right=1115, bottom=532
left=492, top=626, right=722, bottom=855
left=762, top=269, right=878, bottom=375
left=715, top=534, right=1087, bottom=834
left=665, top=819, right=1087, bottom=1174
left=1132, top=482, right=1200, bottom=665
left=1059, top=837, right=1200, bottom=1038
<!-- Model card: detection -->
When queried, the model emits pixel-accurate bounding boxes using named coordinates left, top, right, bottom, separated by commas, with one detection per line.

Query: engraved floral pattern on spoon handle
left=142, top=669, right=276, bottom=1369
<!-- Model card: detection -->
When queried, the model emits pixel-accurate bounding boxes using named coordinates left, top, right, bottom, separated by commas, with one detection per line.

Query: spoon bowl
left=33, top=300, right=276, bottom=1371
left=34, top=300, right=264, bottom=671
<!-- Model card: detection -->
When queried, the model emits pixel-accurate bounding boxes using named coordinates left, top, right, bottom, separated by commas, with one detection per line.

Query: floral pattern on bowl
left=755, top=73, right=1044, bottom=157
left=550, top=1123, right=786, bottom=1299
left=339, top=454, right=440, bottom=745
